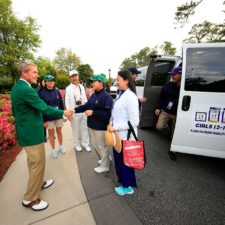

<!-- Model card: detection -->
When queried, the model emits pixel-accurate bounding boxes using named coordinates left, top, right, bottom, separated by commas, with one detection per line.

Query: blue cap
left=168, top=66, right=182, bottom=75
left=128, top=67, right=141, bottom=75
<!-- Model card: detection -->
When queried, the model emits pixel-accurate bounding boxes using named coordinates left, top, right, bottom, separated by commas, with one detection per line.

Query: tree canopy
left=175, top=0, right=225, bottom=43
left=35, top=56, right=56, bottom=78
left=184, top=21, right=225, bottom=43
left=53, top=48, right=81, bottom=74
left=120, top=47, right=158, bottom=70
left=0, top=0, right=41, bottom=84
left=160, top=41, right=176, bottom=55
left=77, top=64, right=94, bottom=83
left=120, top=42, right=177, bottom=69
left=175, top=0, right=203, bottom=28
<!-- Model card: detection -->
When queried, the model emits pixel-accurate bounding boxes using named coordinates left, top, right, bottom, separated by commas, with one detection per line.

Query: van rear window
left=185, top=47, right=225, bottom=92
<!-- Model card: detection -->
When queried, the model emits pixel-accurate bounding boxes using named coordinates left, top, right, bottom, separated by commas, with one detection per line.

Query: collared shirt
left=65, top=83, right=87, bottom=110
left=75, top=88, right=113, bottom=130
left=19, top=78, right=31, bottom=87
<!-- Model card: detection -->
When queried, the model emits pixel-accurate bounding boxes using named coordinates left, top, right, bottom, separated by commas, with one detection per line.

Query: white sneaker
left=94, top=166, right=109, bottom=173
left=84, top=146, right=91, bottom=152
left=75, top=146, right=82, bottom=152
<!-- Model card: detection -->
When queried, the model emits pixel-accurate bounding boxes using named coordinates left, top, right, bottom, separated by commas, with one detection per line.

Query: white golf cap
left=69, top=70, right=78, bottom=77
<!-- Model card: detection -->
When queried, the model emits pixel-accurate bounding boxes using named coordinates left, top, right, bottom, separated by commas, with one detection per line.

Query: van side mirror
left=181, top=95, right=191, bottom=111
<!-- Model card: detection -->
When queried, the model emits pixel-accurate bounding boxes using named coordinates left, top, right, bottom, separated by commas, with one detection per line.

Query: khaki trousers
left=71, top=113, right=90, bottom=148
left=156, top=110, right=176, bottom=137
left=89, top=128, right=110, bottom=167
left=23, top=143, right=45, bottom=201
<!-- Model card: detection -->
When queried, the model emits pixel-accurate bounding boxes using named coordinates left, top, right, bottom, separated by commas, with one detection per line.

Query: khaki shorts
left=47, top=119, right=64, bottom=129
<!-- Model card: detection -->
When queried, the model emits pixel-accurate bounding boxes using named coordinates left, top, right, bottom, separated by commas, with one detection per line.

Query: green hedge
left=0, top=75, right=71, bottom=92
left=0, top=77, right=13, bottom=93
left=55, top=74, right=70, bottom=89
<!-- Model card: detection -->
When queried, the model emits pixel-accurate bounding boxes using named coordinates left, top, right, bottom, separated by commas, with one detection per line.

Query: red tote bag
left=122, top=121, right=146, bottom=170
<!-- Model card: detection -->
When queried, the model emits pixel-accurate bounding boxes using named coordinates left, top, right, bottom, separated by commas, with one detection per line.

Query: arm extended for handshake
left=63, top=109, right=74, bottom=120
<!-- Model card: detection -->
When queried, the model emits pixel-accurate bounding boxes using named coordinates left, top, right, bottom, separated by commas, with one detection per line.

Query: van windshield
left=185, top=47, right=225, bottom=92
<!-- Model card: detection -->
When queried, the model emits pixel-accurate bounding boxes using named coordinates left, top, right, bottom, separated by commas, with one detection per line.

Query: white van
left=171, top=43, right=225, bottom=159
left=110, top=80, right=118, bottom=99
left=109, top=66, right=148, bottom=99
left=135, top=66, right=148, bottom=98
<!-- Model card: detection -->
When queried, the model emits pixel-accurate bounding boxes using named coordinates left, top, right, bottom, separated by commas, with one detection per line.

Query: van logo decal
left=190, top=105, right=225, bottom=138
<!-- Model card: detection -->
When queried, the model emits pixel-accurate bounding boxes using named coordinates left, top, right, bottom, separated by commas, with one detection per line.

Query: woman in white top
left=108, top=70, right=139, bottom=195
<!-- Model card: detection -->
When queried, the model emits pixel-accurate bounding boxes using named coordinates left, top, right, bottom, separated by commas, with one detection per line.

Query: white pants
left=70, top=113, right=89, bottom=148
left=89, top=128, right=110, bottom=168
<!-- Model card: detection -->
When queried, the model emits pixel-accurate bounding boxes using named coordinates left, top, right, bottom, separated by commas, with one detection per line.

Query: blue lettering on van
left=195, top=123, right=212, bottom=129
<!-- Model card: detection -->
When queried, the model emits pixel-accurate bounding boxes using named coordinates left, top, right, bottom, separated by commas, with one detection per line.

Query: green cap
left=44, top=74, right=55, bottom=82
left=89, top=74, right=106, bottom=84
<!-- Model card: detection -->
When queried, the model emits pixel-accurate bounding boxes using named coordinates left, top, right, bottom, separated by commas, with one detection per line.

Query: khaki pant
left=23, top=143, right=45, bottom=201
left=71, top=113, right=89, bottom=148
left=89, top=128, right=110, bottom=167
left=156, top=110, right=176, bottom=137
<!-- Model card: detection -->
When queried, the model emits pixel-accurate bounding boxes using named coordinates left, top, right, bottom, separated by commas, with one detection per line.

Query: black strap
left=127, top=121, right=138, bottom=141
left=75, top=84, right=82, bottom=101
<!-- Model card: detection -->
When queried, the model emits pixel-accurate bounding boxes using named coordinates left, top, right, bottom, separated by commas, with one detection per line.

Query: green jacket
left=11, top=80, right=64, bottom=146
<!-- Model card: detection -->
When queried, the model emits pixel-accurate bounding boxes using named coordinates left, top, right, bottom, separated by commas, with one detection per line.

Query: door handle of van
left=181, top=95, right=191, bottom=111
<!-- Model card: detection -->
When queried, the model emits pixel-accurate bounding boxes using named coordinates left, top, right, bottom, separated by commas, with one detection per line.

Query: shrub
left=0, top=77, right=13, bottom=93
left=55, top=74, right=70, bottom=89
left=0, top=95, right=17, bottom=151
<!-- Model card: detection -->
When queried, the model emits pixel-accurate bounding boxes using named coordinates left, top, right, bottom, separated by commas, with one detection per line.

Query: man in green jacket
left=11, top=60, right=73, bottom=211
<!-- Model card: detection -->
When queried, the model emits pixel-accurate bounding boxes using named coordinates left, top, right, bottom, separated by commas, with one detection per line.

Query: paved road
left=121, top=128, right=225, bottom=225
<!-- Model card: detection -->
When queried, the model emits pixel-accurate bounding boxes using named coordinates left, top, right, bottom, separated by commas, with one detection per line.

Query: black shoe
left=168, top=151, right=177, bottom=161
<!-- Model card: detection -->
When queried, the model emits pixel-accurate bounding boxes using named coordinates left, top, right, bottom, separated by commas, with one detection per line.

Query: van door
left=171, top=43, right=225, bottom=158
left=139, top=56, right=181, bottom=128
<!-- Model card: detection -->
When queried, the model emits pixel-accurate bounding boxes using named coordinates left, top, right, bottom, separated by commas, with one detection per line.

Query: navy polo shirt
left=38, top=88, right=64, bottom=121
left=75, top=88, right=113, bottom=130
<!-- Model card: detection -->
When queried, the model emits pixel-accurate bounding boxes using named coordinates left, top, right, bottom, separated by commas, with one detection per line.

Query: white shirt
left=65, top=83, right=87, bottom=110
left=20, top=78, right=31, bottom=87
left=111, top=88, right=139, bottom=140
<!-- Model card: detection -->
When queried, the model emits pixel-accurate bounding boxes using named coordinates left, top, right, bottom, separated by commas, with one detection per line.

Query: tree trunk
left=7, top=62, right=17, bottom=85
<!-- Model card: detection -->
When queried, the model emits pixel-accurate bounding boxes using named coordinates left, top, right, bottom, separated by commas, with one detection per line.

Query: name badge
left=167, top=101, right=173, bottom=110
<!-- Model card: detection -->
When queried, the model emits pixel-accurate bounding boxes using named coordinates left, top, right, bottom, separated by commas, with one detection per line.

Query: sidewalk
left=0, top=121, right=143, bottom=225
left=0, top=121, right=96, bottom=225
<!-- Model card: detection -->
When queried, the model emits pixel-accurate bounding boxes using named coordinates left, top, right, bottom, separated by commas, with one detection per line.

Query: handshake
left=63, top=109, right=74, bottom=120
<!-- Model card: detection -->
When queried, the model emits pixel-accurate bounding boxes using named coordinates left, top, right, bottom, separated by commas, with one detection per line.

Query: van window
left=151, top=61, right=175, bottom=86
left=135, top=66, right=148, bottom=87
left=135, top=80, right=145, bottom=86
left=185, top=48, right=225, bottom=92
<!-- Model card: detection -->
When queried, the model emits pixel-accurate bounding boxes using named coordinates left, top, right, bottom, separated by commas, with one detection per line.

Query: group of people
left=11, top=59, right=181, bottom=211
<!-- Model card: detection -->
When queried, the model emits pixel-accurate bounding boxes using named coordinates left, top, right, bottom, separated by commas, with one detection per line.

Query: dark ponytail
left=118, top=70, right=136, bottom=94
